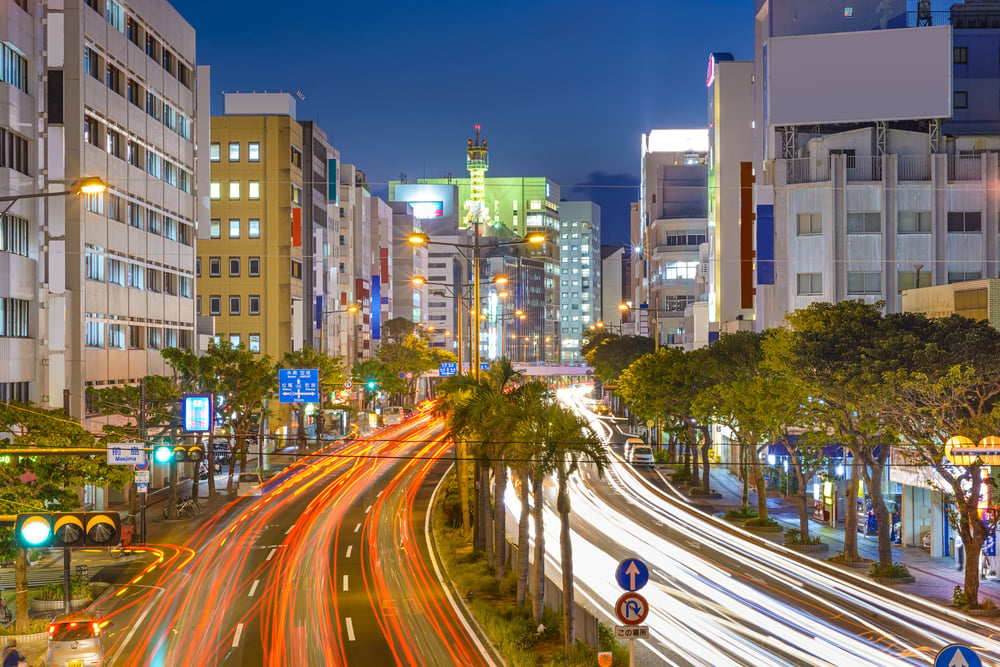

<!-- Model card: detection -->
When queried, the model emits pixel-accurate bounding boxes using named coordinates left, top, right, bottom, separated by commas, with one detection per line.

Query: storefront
left=888, top=447, right=951, bottom=558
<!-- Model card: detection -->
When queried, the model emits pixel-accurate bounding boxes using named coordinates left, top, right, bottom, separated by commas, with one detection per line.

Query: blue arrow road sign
left=615, top=558, right=649, bottom=592
left=935, top=644, right=982, bottom=667
left=439, top=362, right=458, bottom=377
left=278, top=368, right=320, bottom=404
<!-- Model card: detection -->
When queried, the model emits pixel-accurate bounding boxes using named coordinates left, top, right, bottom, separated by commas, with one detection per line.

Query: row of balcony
left=784, top=154, right=987, bottom=185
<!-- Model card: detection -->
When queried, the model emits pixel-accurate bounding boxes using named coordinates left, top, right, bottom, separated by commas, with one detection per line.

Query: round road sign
left=343, top=380, right=353, bottom=389
left=615, top=558, right=650, bottom=591
left=615, top=592, right=649, bottom=626
left=935, top=644, right=982, bottom=667
left=134, top=457, right=150, bottom=472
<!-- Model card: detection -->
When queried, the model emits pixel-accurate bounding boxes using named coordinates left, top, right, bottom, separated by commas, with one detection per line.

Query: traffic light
left=15, top=512, right=121, bottom=548
left=154, top=444, right=173, bottom=463
left=366, top=380, right=377, bottom=390
left=171, top=444, right=205, bottom=463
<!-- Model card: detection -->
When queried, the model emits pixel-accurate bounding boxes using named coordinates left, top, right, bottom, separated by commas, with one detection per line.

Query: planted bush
left=35, top=575, right=92, bottom=602
left=953, top=585, right=968, bottom=608
left=784, top=528, right=823, bottom=545
left=725, top=507, right=758, bottom=520
left=868, top=562, right=910, bottom=579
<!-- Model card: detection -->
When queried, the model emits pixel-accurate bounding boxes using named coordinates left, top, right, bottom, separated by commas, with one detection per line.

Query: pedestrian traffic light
left=171, top=444, right=205, bottom=463
left=15, top=512, right=121, bottom=548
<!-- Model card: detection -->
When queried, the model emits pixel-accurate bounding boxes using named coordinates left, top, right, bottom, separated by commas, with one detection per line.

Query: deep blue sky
left=168, top=0, right=945, bottom=245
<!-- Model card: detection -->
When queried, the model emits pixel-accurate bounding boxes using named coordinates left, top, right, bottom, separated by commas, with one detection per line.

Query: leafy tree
left=583, top=335, right=654, bottom=387
left=280, top=346, right=346, bottom=447
left=0, top=403, right=131, bottom=631
left=377, top=334, right=438, bottom=404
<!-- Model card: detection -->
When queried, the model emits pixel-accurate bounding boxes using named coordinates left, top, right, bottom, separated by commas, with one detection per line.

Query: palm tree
left=539, top=404, right=608, bottom=649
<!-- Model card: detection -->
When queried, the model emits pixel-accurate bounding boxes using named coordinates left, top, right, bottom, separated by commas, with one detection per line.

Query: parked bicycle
left=162, top=497, right=201, bottom=519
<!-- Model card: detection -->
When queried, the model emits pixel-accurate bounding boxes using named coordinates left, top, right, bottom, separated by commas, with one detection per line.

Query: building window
left=209, top=257, right=221, bottom=277
left=146, top=327, right=162, bottom=350
left=249, top=334, right=261, bottom=352
left=955, top=91, right=969, bottom=109
left=248, top=219, right=260, bottom=239
left=290, top=146, right=302, bottom=167
left=290, top=185, right=302, bottom=205
left=84, top=117, right=100, bottom=147
left=85, top=251, right=104, bottom=281
left=209, top=296, right=221, bottom=316
left=954, top=46, right=968, bottom=64
left=145, top=91, right=159, bottom=120
left=229, top=181, right=240, bottom=200
left=126, top=79, right=141, bottom=107
left=229, top=296, right=241, bottom=315
left=249, top=257, right=260, bottom=277
left=127, top=202, right=143, bottom=229
left=291, top=260, right=302, bottom=280
left=85, top=321, right=103, bottom=347
left=106, top=0, right=125, bottom=31
left=898, top=270, right=931, bottom=292
left=0, top=215, right=29, bottom=256
left=248, top=142, right=260, bottom=162
left=0, top=298, right=29, bottom=337
left=210, top=219, right=221, bottom=239
left=228, top=142, right=240, bottom=162
left=127, top=263, right=143, bottom=289
left=108, top=323, right=125, bottom=349
left=106, top=63, right=122, bottom=95
left=146, top=268, right=161, bottom=293
left=195, top=257, right=201, bottom=277
left=898, top=211, right=931, bottom=234
left=1, top=44, right=28, bottom=93
left=229, top=218, right=240, bottom=239
left=796, top=272, right=823, bottom=296
left=947, top=211, right=982, bottom=233
left=249, top=295, right=261, bottom=315
left=948, top=270, right=983, bottom=284
left=846, top=271, right=881, bottom=295
left=179, top=276, right=192, bottom=298
left=210, top=182, right=221, bottom=200
left=145, top=34, right=160, bottom=61
left=83, top=46, right=101, bottom=80
left=107, top=259, right=125, bottom=286
left=846, top=212, right=881, bottom=234
left=229, top=257, right=240, bottom=277
left=0, top=129, right=29, bottom=175
left=210, top=143, right=220, bottom=162
left=161, top=49, right=174, bottom=75
left=248, top=181, right=260, bottom=200
left=126, top=16, right=140, bottom=45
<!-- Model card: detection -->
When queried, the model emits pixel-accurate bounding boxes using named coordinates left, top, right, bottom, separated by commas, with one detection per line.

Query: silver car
left=629, top=444, right=655, bottom=468
left=46, top=611, right=105, bottom=667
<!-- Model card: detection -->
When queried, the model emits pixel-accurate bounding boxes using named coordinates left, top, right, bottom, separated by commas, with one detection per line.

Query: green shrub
left=953, top=585, right=968, bottom=608
left=653, top=449, right=670, bottom=463
left=743, top=517, right=779, bottom=528
left=35, top=575, right=92, bottom=601
left=0, top=619, right=50, bottom=636
left=869, top=562, right=910, bottom=579
left=784, top=528, right=823, bottom=545
left=671, top=469, right=691, bottom=483
left=725, top=507, right=758, bottom=520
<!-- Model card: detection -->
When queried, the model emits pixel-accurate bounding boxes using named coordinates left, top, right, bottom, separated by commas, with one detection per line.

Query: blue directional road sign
left=615, top=558, right=649, bottom=592
left=439, top=362, right=458, bottom=377
left=278, top=368, right=320, bottom=404
left=935, top=644, right=982, bottom=667
left=480, top=362, right=490, bottom=371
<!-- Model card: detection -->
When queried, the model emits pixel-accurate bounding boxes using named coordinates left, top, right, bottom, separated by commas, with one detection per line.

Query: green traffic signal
left=154, top=445, right=173, bottom=463
left=367, top=380, right=377, bottom=390
left=16, top=514, right=52, bottom=548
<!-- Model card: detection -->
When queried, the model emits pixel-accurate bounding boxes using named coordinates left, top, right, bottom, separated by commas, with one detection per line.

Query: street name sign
left=614, top=625, right=649, bottom=640
left=439, top=362, right=458, bottom=377
left=935, top=644, right=982, bottom=667
left=278, top=368, right=320, bottom=404
left=615, top=592, right=649, bottom=625
left=107, top=443, right=146, bottom=466
left=615, top=558, right=649, bottom=591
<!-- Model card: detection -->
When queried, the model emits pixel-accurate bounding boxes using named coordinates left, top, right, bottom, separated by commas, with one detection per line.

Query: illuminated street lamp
left=0, top=177, right=107, bottom=219
left=407, top=231, right=544, bottom=379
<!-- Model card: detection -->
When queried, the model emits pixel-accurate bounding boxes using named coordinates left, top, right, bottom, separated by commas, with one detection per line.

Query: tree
left=583, top=335, right=654, bottom=392
left=376, top=333, right=439, bottom=404
left=161, top=347, right=221, bottom=499
left=0, top=402, right=131, bottom=632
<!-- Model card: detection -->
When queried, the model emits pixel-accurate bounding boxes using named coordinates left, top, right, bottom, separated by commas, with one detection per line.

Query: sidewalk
left=676, top=465, right=1000, bottom=609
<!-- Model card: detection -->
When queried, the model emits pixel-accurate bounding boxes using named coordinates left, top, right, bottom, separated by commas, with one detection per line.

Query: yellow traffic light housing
left=172, top=445, right=205, bottom=463
left=15, top=512, right=121, bottom=548
left=52, top=513, right=87, bottom=548
left=15, top=514, right=52, bottom=548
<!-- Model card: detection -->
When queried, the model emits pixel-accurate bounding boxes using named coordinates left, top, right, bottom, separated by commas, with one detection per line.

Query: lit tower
left=464, top=124, right=492, bottom=230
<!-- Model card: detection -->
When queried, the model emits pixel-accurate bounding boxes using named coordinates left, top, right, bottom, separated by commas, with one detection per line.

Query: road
left=89, top=414, right=493, bottom=666
left=548, top=387, right=1000, bottom=666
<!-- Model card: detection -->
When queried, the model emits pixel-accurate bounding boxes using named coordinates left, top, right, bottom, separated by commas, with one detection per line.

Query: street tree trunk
left=861, top=455, right=894, bottom=569
left=516, top=470, right=531, bottom=606
left=740, top=443, right=750, bottom=510
left=789, top=460, right=810, bottom=541
left=532, top=468, right=546, bottom=625
left=842, top=459, right=861, bottom=561
left=14, top=548, right=27, bottom=634
left=700, top=425, right=712, bottom=495
left=477, top=463, right=492, bottom=564
left=688, top=423, right=700, bottom=486
left=493, top=460, right=507, bottom=579
left=752, top=445, right=769, bottom=521
left=557, top=467, right=575, bottom=650
left=457, top=442, right=470, bottom=535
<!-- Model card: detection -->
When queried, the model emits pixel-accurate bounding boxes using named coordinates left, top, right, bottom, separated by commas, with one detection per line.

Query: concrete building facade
left=557, top=201, right=601, bottom=361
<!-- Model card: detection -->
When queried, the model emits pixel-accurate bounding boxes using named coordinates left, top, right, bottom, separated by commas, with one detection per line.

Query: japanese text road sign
left=615, top=592, right=649, bottom=625
left=278, top=368, right=320, bottom=404
left=614, top=626, right=649, bottom=640
left=107, top=443, right=146, bottom=466
left=615, top=558, right=649, bottom=591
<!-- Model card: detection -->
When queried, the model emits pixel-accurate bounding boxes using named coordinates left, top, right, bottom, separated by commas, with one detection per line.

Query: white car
left=623, top=437, right=645, bottom=459
left=47, top=611, right=106, bottom=666
left=628, top=444, right=655, bottom=468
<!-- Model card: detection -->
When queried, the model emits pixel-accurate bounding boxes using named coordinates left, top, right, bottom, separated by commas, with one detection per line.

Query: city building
left=598, top=245, right=629, bottom=335
left=0, top=0, right=204, bottom=419
left=557, top=201, right=601, bottom=361
left=752, top=0, right=1000, bottom=331
left=337, top=163, right=374, bottom=366
left=704, top=53, right=754, bottom=343
left=637, top=129, right=709, bottom=347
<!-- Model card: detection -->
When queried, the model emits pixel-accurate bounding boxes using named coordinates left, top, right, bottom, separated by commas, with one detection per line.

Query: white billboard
left=767, top=25, right=952, bottom=126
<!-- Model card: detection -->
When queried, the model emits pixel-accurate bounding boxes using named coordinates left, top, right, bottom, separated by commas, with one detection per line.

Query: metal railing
left=785, top=157, right=830, bottom=184
left=897, top=155, right=931, bottom=181
left=949, top=155, right=982, bottom=181
left=845, top=156, right=881, bottom=182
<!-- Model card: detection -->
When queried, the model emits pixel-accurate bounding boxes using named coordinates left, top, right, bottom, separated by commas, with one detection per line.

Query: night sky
left=168, top=0, right=948, bottom=246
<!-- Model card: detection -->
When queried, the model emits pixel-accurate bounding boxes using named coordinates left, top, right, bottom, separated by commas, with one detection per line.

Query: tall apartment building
left=557, top=201, right=601, bottom=361
left=338, top=163, right=374, bottom=365
left=752, top=0, right=1000, bottom=331
left=599, top=245, right=629, bottom=331
left=0, top=0, right=204, bottom=417
left=637, top=130, right=709, bottom=347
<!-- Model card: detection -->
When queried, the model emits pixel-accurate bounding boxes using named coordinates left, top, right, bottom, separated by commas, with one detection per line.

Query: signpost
left=439, top=362, right=458, bottom=377
left=107, top=443, right=146, bottom=466
left=278, top=368, right=320, bottom=404
left=343, top=380, right=353, bottom=389
left=134, top=469, right=150, bottom=485
left=935, top=644, right=982, bottom=667
left=614, top=557, right=650, bottom=667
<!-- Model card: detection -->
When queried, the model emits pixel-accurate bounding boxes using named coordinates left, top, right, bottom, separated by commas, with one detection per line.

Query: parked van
left=629, top=444, right=655, bottom=468
left=623, top=437, right=645, bottom=459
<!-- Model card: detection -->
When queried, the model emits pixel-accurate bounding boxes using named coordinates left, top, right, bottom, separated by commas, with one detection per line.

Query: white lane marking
left=346, top=545, right=353, bottom=558
left=285, top=524, right=295, bottom=534
left=343, top=574, right=349, bottom=591
left=266, top=548, right=277, bottom=561
left=248, top=579, right=259, bottom=597
left=115, top=587, right=165, bottom=661
left=354, top=523, right=362, bottom=533
left=376, top=490, right=383, bottom=498
left=346, top=617, right=356, bottom=641
left=232, top=622, right=244, bottom=647
left=364, top=505, right=372, bottom=514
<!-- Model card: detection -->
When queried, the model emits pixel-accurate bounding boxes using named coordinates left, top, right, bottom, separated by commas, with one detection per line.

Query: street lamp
left=321, top=303, right=359, bottom=360
left=408, top=231, right=544, bottom=379
left=413, top=275, right=468, bottom=372
left=0, top=176, right=107, bottom=217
